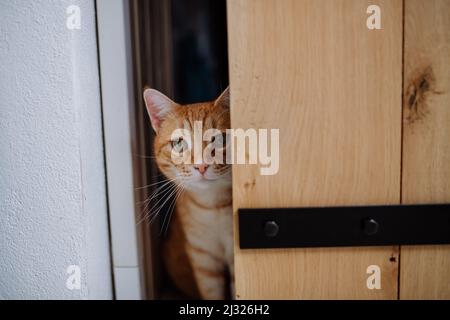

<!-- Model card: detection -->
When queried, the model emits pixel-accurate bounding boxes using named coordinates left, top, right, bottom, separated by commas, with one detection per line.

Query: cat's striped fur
left=143, top=88, right=233, bottom=299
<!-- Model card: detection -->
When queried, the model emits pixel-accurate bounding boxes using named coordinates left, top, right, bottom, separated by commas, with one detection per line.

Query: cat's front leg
left=188, top=246, right=226, bottom=300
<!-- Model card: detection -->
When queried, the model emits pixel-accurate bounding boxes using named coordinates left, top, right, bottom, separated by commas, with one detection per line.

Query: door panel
left=400, top=0, right=450, bottom=299
left=228, top=0, right=403, bottom=299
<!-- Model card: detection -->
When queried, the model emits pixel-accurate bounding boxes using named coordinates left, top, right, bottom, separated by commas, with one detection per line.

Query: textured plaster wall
left=0, top=0, right=113, bottom=299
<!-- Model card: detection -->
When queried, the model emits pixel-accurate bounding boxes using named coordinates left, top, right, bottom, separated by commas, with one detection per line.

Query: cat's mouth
left=198, top=176, right=218, bottom=182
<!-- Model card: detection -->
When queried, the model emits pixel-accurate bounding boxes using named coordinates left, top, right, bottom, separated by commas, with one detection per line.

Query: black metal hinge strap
left=238, top=204, right=450, bottom=249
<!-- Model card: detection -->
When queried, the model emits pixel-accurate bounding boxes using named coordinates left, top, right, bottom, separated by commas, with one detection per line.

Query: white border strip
left=96, top=0, right=142, bottom=300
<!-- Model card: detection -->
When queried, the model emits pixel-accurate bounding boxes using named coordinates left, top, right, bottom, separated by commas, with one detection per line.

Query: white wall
left=0, top=0, right=113, bottom=299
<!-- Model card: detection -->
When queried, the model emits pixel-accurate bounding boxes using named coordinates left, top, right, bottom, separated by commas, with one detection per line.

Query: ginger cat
left=143, top=87, right=234, bottom=300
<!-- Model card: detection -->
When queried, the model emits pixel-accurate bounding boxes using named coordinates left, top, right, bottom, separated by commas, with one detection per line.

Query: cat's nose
left=194, top=164, right=209, bottom=175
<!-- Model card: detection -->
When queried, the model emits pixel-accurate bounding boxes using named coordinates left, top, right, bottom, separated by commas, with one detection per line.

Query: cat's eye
left=171, top=137, right=186, bottom=153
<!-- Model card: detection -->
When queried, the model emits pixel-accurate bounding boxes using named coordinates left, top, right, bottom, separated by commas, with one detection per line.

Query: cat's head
left=143, top=88, right=231, bottom=191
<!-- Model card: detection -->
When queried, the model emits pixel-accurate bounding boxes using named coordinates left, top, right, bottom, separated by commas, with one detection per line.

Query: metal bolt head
left=264, top=221, right=279, bottom=237
left=363, top=218, right=379, bottom=236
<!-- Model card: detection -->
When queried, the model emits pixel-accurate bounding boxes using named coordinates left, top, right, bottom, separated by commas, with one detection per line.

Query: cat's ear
left=143, top=88, right=176, bottom=133
left=214, top=86, right=230, bottom=109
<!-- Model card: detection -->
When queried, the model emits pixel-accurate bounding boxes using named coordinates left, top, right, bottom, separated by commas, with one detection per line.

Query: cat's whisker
left=159, top=184, right=183, bottom=234
left=157, top=182, right=184, bottom=218
left=135, top=177, right=177, bottom=190
left=137, top=189, right=158, bottom=212
left=161, top=185, right=185, bottom=236
left=141, top=178, right=178, bottom=202
left=140, top=176, right=185, bottom=211
left=147, top=183, right=183, bottom=226
left=136, top=181, right=178, bottom=224
left=139, top=183, right=178, bottom=221
left=139, top=178, right=185, bottom=223
left=136, top=179, right=175, bottom=219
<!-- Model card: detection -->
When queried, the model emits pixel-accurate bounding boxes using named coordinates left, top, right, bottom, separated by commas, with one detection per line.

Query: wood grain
left=228, top=0, right=403, bottom=299
left=400, top=0, right=450, bottom=300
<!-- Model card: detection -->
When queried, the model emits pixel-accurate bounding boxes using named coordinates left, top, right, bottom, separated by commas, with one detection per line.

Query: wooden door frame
left=129, top=0, right=174, bottom=299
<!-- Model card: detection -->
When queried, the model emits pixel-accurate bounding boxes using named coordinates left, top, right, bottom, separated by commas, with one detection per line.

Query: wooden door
left=228, top=0, right=403, bottom=299
left=228, top=0, right=450, bottom=299
left=400, top=0, right=450, bottom=299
